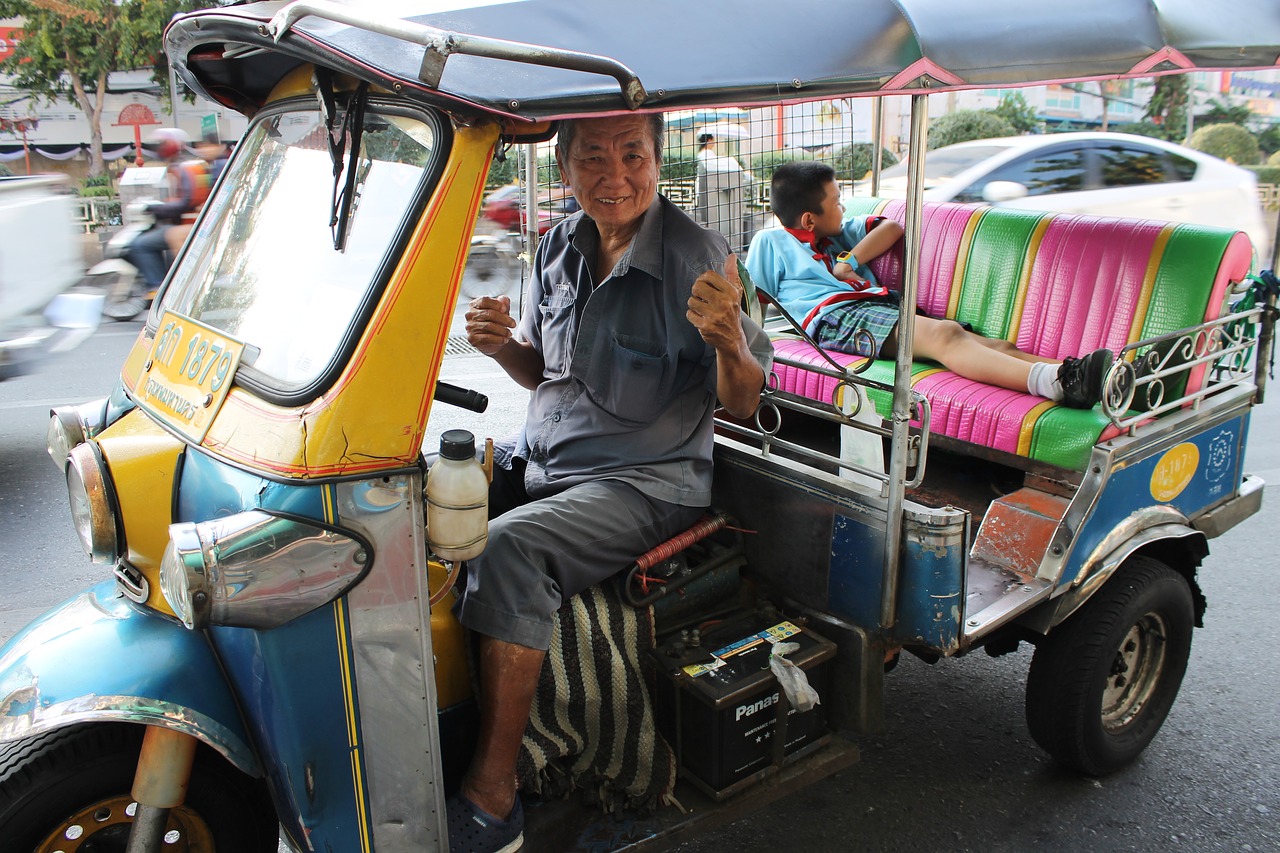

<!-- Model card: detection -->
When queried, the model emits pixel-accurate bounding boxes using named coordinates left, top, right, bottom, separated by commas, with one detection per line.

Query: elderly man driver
left=450, top=113, right=771, bottom=853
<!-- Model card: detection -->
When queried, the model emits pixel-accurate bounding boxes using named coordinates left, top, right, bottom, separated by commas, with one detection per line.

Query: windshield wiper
left=315, top=69, right=369, bottom=252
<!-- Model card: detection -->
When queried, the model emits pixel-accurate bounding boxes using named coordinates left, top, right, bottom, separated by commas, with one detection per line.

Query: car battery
left=651, top=617, right=835, bottom=799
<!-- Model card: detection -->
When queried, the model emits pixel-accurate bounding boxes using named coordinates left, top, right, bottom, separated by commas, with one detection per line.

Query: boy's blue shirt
left=746, top=214, right=890, bottom=334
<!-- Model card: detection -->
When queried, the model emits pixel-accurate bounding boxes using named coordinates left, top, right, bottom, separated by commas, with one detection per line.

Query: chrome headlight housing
left=47, top=399, right=107, bottom=471
left=65, top=442, right=121, bottom=565
left=159, top=510, right=371, bottom=630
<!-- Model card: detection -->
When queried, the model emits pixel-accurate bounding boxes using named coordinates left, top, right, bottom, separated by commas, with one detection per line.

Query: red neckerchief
left=784, top=226, right=834, bottom=272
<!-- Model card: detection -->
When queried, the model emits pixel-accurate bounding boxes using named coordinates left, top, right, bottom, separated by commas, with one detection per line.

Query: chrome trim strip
left=0, top=696, right=261, bottom=776
left=337, top=474, right=448, bottom=850
left=1192, top=474, right=1264, bottom=539
left=268, top=0, right=648, bottom=108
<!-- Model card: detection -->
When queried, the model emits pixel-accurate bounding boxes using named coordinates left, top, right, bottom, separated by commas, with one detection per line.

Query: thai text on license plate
left=136, top=311, right=245, bottom=442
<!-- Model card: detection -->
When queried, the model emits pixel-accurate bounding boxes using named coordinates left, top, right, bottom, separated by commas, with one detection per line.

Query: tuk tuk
left=1, top=0, right=1277, bottom=850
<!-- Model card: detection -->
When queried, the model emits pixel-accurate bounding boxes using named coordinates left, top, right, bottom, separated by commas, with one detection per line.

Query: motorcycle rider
left=122, top=128, right=211, bottom=304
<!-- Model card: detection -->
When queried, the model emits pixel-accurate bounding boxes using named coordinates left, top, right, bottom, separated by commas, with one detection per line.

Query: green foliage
left=1248, top=164, right=1280, bottom=184
left=659, top=147, right=698, bottom=183
left=746, top=148, right=814, bottom=181
left=1142, top=76, right=1190, bottom=141
left=1269, top=150, right=1280, bottom=167
left=0, top=0, right=213, bottom=176
left=993, top=92, right=1039, bottom=134
left=1189, top=123, right=1262, bottom=165
left=536, top=152, right=562, bottom=186
left=927, top=110, right=1015, bottom=149
left=485, top=150, right=517, bottom=188
left=1196, top=98, right=1254, bottom=129
left=1257, top=125, right=1280, bottom=157
left=831, top=143, right=899, bottom=182
left=1109, top=121, right=1168, bottom=140
left=79, top=174, right=112, bottom=196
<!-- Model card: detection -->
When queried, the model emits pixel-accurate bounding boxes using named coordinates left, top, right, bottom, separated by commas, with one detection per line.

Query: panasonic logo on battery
left=735, top=692, right=781, bottom=721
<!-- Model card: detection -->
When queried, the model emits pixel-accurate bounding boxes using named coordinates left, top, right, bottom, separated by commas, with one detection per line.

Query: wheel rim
left=1100, top=611, right=1169, bottom=732
left=36, top=795, right=216, bottom=853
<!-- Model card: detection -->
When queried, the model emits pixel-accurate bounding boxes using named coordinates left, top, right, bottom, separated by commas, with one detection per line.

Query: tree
left=1258, top=124, right=1280, bottom=157
left=1143, top=75, right=1189, bottom=142
left=0, top=0, right=211, bottom=177
left=1188, top=123, right=1261, bottom=165
left=1196, top=97, right=1253, bottom=129
left=832, top=142, right=899, bottom=182
left=927, top=110, right=1014, bottom=149
left=993, top=92, right=1039, bottom=134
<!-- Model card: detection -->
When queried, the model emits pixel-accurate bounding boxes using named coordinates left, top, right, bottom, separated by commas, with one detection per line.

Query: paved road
left=2, top=314, right=1277, bottom=852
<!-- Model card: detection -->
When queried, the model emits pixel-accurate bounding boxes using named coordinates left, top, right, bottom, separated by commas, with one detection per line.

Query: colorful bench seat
left=768, top=199, right=1255, bottom=470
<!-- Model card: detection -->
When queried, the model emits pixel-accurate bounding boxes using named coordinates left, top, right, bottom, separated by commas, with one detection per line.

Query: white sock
left=1027, top=361, right=1064, bottom=401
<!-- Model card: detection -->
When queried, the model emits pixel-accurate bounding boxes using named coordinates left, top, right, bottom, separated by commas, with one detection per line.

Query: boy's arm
left=839, top=217, right=904, bottom=271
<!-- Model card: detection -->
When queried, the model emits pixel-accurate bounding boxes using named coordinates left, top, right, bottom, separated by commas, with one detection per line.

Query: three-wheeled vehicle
left=2, top=1, right=1278, bottom=850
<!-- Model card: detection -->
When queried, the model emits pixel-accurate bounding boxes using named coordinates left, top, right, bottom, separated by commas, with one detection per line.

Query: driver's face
left=558, top=116, right=659, bottom=234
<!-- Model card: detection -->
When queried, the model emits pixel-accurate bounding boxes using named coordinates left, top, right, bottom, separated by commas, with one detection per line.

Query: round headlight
left=65, top=442, right=120, bottom=564
left=159, top=523, right=209, bottom=630
left=46, top=408, right=87, bottom=472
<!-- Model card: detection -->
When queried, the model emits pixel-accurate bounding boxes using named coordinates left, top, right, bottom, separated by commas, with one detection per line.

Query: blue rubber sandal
left=446, top=793, right=524, bottom=853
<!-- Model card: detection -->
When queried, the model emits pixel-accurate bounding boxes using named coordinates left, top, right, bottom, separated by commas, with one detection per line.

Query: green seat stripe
left=954, top=209, right=1046, bottom=340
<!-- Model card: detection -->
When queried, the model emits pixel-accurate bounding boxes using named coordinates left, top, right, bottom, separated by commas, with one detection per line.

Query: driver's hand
left=464, top=295, right=516, bottom=356
left=688, top=254, right=747, bottom=352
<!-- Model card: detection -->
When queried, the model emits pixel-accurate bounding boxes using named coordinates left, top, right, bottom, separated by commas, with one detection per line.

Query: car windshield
left=159, top=103, right=439, bottom=390
left=882, top=145, right=1012, bottom=181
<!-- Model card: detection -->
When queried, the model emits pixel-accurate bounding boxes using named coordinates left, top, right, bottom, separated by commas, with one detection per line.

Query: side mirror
left=982, top=181, right=1029, bottom=203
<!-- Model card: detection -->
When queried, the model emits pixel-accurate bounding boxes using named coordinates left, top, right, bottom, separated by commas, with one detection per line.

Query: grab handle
left=434, top=381, right=488, bottom=413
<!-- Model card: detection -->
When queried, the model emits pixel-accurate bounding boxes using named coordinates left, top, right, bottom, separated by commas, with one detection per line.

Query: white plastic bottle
left=838, top=380, right=885, bottom=493
left=426, top=430, right=489, bottom=562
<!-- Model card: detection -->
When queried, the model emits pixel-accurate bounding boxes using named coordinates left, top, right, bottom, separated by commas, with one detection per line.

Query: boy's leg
left=889, top=315, right=1039, bottom=391
left=969, top=334, right=1058, bottom=365
left=895, top=317, right=1111, bottom=408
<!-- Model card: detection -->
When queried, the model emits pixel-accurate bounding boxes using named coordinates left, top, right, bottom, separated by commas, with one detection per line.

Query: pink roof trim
left=882, top=58, right=965, bottom=91
left=1130, top=47, right=1194, bottom=74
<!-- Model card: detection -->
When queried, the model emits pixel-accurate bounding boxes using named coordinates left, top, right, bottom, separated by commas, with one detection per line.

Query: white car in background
left=864, top=132, right=1269, bottom=259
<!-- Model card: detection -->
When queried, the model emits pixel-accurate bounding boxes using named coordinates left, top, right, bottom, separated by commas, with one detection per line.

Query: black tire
left=0, top=723, right=278, bottom=852
left=1025, top=556, right=1195, bottom=775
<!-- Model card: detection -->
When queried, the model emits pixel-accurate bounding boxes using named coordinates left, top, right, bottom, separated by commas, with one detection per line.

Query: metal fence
left=1258, top=183, right=1279, bottom=210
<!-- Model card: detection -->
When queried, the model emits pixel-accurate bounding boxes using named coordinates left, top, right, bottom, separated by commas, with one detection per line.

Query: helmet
left=151, top=128, right=190, bottom=160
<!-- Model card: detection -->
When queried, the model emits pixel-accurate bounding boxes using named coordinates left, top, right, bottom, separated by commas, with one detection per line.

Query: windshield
left=160, top=103, right=439, bottom=390
left=882, top=145, right=1012, bottom=181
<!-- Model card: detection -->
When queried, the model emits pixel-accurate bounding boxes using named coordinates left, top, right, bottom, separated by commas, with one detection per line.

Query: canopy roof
left=168, top=0, right=1280, bottom=120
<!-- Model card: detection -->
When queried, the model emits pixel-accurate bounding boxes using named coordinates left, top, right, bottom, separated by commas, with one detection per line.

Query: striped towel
left=517, top=581, right=676, bottom=812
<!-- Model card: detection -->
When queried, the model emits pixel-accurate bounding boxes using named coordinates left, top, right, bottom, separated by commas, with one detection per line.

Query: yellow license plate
left=136, top=311, right=245, bottom=442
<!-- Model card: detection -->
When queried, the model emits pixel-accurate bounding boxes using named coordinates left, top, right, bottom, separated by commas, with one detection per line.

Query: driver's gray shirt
left=505, top=194, right=772, bottom=507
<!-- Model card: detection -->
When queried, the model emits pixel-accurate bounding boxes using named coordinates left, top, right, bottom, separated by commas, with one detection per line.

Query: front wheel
left=0, top=723, right=278, bottom=852
left=1025, top=556, right=1195, bottom=775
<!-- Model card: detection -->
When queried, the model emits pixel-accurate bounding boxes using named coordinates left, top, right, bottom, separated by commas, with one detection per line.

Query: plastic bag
left=768, top=641, right=820, bottom=713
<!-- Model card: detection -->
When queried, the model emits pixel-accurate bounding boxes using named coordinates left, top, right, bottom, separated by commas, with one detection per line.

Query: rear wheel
left=0, top=723, right=278, bottom=852
left=1025, top=556, right=1195, bottom=775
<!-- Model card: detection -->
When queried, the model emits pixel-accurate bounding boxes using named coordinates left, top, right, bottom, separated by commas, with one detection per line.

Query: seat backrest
left=843, top=197, right=1254, bottom=398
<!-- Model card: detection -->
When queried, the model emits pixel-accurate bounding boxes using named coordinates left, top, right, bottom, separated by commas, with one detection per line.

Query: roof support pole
left=880, top=92, right=929, bottom=630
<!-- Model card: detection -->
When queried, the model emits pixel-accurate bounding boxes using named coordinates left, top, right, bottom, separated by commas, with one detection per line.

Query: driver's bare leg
left=461, top=635, right=545, bottom=820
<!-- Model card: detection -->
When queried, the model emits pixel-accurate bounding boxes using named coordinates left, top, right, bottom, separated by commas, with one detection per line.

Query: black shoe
left=446, top=793, right=523, bottom=853
left=1057, top=348, right=1113, bottom=409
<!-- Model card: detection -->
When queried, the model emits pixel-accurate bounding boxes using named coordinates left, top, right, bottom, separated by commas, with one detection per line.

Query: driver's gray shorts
left=452, top=469, right=703, bottom=650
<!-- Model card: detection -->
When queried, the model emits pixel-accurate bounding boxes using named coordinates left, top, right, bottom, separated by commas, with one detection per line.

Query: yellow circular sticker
left=1150, top=443, right=1199, bottom=502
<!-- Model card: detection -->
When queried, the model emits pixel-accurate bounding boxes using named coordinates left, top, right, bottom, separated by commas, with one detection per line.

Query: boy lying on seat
left=745, top=161, right=1114, bottom=409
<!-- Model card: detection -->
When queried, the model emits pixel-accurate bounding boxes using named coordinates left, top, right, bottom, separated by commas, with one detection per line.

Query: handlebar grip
left=434, top=381, right=488, bottom=413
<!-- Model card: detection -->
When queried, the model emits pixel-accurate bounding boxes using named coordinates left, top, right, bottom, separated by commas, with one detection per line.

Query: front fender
left=0, top=580, right=261, bottom=776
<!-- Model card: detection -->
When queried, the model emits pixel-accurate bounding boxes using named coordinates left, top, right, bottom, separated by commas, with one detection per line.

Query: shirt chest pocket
left=583, top=334, right=671, bottom=426
left=538, top=293, right=576, bottom=375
